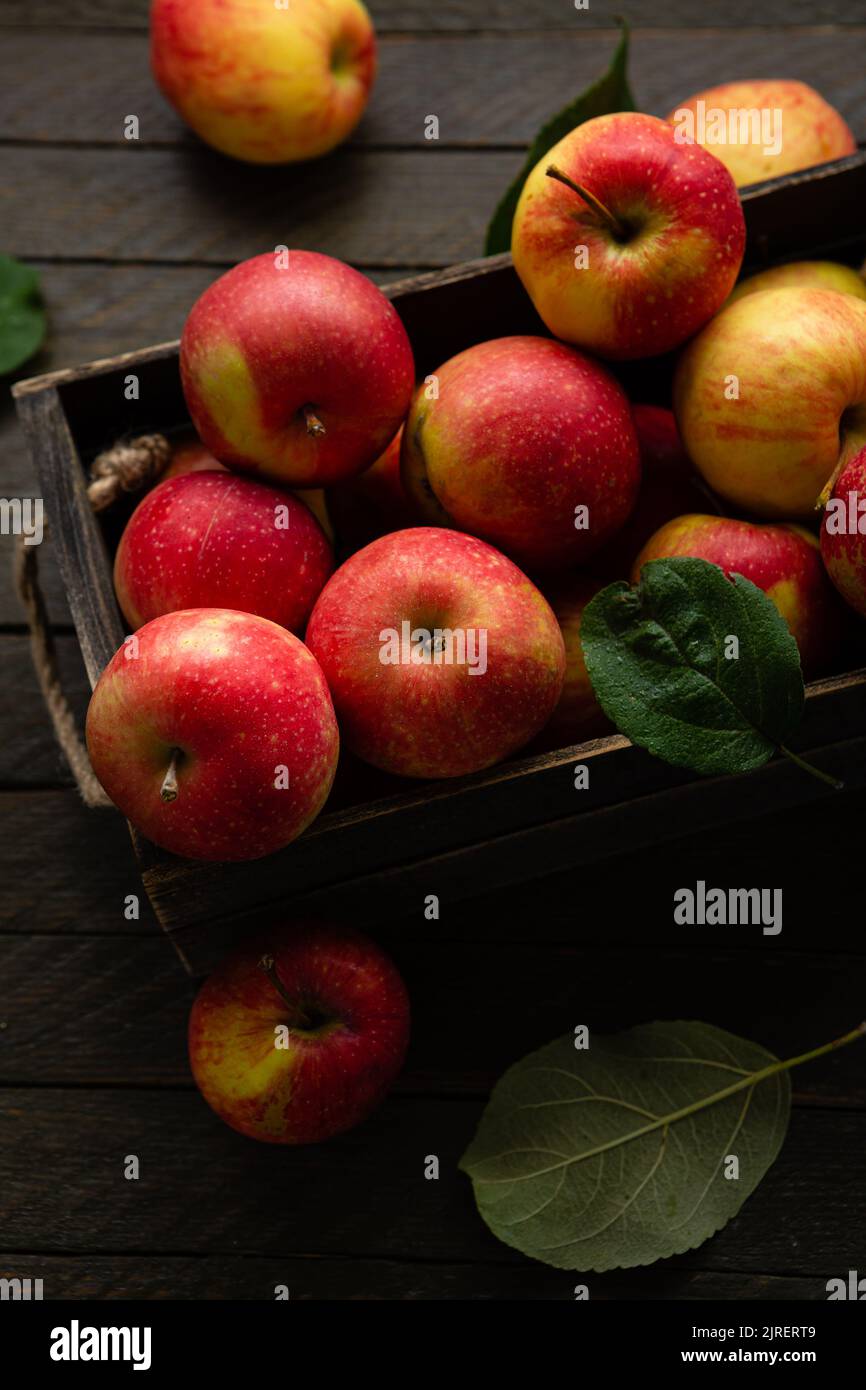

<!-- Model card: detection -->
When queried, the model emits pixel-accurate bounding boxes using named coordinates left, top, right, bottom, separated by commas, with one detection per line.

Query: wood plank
left=0, top=1, right=858, bottom=33
left=0, top=1253, right=834, bottom=1301
left=1, top=30, right=864, bottom=148
left=0, top=1089, right=861, bottom=1272
left=0, top=147, right=516, bottom=267
left=0, top=792, right=155, bottom=935
left=3, top=786, right=866, bottom=949
left=0, top=635, right=90, bottom=786
left=2, top=935, right=864, bottom=1105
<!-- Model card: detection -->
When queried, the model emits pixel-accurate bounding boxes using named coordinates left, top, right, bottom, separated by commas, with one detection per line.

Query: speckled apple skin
left=512, top=113, right=745, bottom=360
left=305, top=527, right=566, bottom=778
left=666, top=81, right=855, bottom=188
left=540, top=574, right=608, bottom=744
left=633, top=514, right=844, bottom=677
left=114, top=471, right=333, bottom=633
left=400, top=337, right=641, bottom=570
left=674, top=288, right=866, bottom=518
left=151, top=0, right=377, bottom=165
left=180, top=252, right=415, bottom=487
left=821, top=446, right=866, bottom=618
left=86, top=609, right=339, bottom=861
left=188, top=923, right=410, bottom=1144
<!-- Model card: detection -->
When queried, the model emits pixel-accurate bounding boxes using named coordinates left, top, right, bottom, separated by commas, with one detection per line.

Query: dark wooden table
left=1, top=0, right=865, bottom=1301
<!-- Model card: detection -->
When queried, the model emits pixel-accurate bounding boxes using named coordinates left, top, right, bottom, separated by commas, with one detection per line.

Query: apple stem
left=160, top=748, right=182, bottom=803
left=303, top=406, right=326, bottom=439
left=545, top=165, right=629, bottom=240
left=779, top=745, right=844, bottom=791
left=258, top=953, right=314, bottom=1030
left=816, top=458, right=846, bottom=511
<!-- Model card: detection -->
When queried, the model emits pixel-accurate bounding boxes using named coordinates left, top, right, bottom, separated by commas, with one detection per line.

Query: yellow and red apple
left=180, top=251, right=414, bottom=489
left=150, top=0, right=377, bottom=164
left=728, top=260, right=866, bottom=306
left=674, top=287, right=866, bottom=518
left=667, top=80, right=855, bottom=187
left=511, top=112, right=745, bottom=360
left=114, top=470, right=333, bottom=634
left=189, top=923, right=410, bottom=1144
left=305, top=527, right=566, bottom=778
left=400, top=336, right=641, bottom=571
left=632, top=514, right=844, bottom=676
left=86, top=609, right=339, bottom=860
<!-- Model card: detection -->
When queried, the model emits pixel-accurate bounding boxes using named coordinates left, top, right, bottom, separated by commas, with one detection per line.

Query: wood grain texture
left=0, top=146, right=517, bottom=267
left=2, top=29, right=865, bottom=148
left=0, top=0, right=859, bottom=31
left=2, top=934, right=865, bottom=1106
left=0, top=1089, right=862, bottom=1273
left=0, top=1254, right=833, bottom=1301
left=0, top=792, right=153, bottom=935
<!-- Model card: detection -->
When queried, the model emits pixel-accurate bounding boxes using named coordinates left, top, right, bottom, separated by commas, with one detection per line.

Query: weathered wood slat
left=0, top=1254, right=836, bottom=1301
left=3, top=787, right=866, bottom=949
left=0, top=147, right=518, bottom=267
left=2, top=934, right=864, bottom=1104
left=0, top=792, right=153, bottom=934
left=0, top=1089, right=861, bottom=1271
left=1, top=30, right=864, bottom=148
left=0, top=1, right=858, bottom=32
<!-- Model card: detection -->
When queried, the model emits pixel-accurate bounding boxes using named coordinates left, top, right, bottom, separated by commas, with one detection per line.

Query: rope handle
left=14, top=433, right=172, bottom=808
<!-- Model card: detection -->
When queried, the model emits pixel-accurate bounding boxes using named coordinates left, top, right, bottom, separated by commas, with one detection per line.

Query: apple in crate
left=674, top=287, right=866, bottom=518
left=632, top=514, right=844, bottom=677
left=727, top=260, right=866, bottom=307
left=180, top=252, right=414, bottom=488
left=151, top=0, right=377, bottom=164
left=592, top=404, right=707, bottom=580
left=306, top=528, right=566, bottom=778
left=667, top=80, right=855, bottom=187
left=400, top=336, right=641, bottom=570
left=328, top=426, right=419, bottom=553
left=511, top=112, right=745, bottom=359
left=189, top=924, right=410, bottom=1144
left=114, top=470, right=333, bottom=634
left=821, top=444, right=866, bottom=618
left=540, top=575, right=607, bottom=746
left=86, top=609, right=339, bottom=861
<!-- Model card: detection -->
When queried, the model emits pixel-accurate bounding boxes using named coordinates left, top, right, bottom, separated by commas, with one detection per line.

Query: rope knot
left=88, top=433, right=171, bottom=512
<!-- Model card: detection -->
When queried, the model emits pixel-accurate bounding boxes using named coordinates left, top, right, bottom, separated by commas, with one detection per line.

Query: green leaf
left=580, top=557, right=804, bottom=777
left=0, top=256, right=47, bottom=376
left=484, top=21, right=635, bottom=256
left=460, top=1019, right=865, bottom=1272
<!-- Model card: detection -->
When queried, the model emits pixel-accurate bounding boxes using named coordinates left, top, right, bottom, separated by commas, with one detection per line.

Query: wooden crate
left=14, top=150, right=866, bottom=975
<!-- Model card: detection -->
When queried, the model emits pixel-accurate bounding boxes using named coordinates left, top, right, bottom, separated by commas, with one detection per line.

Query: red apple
left=114, top=470, right=333, bottom=633
left=511, top=112, right=745, bottom=359
left=540, top=575, right=608, bottom=745
left=327, top=425, right=418, bottom=554
left=821, top=444, right=866, bottom=618
left=632, top=514, right=844, bottom=676
left=305, top=527, right=566, bottom=778
left=674, top=287, right=866, bottom=517
left=86, top=609, right=339, bottom=861
left=667, top=80, right=856, bottom=188
left=189, top=923, right=410, bottom=1144
left=180, top=251, right=414, bottom=488
left=163, top=433, right=226, bottom=479
left=400, top=336, right=641, bottom=570
left=151, top=0, right=377, bottom=165
left=592, top=404, right=709, bottom=579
